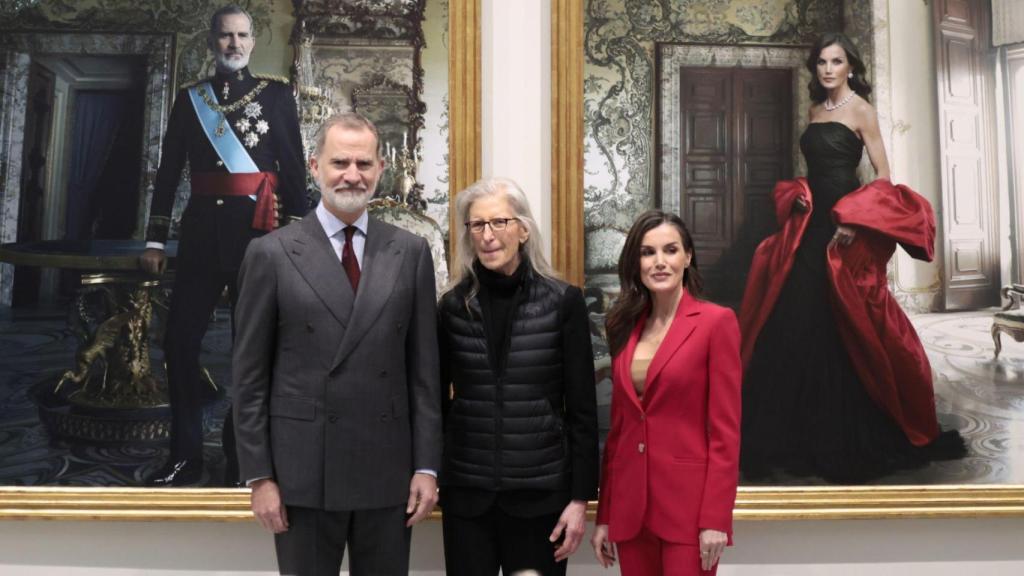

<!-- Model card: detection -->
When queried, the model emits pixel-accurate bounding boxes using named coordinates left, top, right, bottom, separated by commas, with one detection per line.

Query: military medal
left=222, top=82, right=230, bottom=100
left=234, top=101, right=269, bottom=148
left=196, top=80, right=269, bottom=140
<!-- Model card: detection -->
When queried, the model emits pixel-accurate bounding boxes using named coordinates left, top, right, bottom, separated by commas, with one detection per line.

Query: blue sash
left=188, top=82, right=259, bottom=174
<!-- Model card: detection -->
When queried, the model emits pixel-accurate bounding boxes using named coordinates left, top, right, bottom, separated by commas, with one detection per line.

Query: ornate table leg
left=35, top=273, right=174, bottom=444
left=57, top=274, right=166, bottom=407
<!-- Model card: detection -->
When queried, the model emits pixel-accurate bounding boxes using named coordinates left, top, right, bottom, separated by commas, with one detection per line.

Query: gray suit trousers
left=274, top=504, right=411, bottom=575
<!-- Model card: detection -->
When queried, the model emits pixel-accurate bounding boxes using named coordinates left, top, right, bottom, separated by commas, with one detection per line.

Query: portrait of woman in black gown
left=739, top=32, right=966, bottom=484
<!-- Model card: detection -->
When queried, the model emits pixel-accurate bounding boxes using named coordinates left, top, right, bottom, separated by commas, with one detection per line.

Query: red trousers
left=617, top=526, right=718, bottom=576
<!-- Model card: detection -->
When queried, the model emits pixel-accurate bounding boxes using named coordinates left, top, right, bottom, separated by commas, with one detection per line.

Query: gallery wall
left=1, top=1, right=1021, bottom=574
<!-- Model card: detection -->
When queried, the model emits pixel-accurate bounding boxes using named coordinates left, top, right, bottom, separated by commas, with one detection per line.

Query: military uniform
left=146, top=66, right=306, bottom=484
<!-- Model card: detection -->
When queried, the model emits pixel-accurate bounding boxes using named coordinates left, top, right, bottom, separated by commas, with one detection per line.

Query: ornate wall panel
left=582, top=0, right=849, bottom=280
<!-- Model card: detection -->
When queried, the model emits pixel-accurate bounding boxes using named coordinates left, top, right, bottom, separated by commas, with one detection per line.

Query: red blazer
left=596, top=291, right=741, bottom=544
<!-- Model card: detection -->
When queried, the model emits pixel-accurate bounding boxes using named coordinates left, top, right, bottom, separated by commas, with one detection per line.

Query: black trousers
left=163, top=200, right=258, bottom=481
left=442, top=504, right=566, bottom=576
left=275, top=504, right=411, bottom=576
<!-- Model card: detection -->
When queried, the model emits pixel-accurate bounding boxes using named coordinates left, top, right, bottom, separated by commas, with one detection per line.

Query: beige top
left=631, top=351, right=654, bottom=399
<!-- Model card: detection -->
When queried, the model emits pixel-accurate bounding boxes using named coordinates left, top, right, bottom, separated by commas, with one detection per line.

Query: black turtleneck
left=475, top=257, right=528, bottom=375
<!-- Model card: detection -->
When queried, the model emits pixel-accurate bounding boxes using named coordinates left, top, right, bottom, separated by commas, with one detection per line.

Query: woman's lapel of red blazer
left=643, top=290, right=700, bottom=403
left=616, top=314, right=646, bottom=413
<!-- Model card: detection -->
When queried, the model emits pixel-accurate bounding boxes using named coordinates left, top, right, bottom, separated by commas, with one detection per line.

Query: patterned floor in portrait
left=0, top=306, right=231, bottom=487
left=0, top=307, right=1022, bottom=487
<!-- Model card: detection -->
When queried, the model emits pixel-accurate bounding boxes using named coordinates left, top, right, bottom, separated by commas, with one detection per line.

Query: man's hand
left=550, top=499, right=587, bottom=562
left=138, top=248, right=167, bottom=275
left=405, top=472, right=438, bottom=527
left=251, top=478, right=289, bottom=534
left=699, top=528, right=728, bottom=571
left=590, top=523, right=616, bottom=568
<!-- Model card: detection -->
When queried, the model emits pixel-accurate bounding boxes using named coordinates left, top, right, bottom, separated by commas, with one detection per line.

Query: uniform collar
left=214, top=65, right=252, bottom=84
left=213, top=66, right=255, bottom=101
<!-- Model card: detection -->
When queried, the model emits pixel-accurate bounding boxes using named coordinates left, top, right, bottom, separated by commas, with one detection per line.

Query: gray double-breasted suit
left=232, top=212, right=441, bottom=512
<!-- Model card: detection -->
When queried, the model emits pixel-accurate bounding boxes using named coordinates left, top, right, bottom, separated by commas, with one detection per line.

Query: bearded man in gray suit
left=232, top=112, right=441, bottom=575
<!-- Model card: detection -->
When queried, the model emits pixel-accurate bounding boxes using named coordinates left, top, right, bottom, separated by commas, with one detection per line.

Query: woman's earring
left=848, top=72, right=853, bottom=79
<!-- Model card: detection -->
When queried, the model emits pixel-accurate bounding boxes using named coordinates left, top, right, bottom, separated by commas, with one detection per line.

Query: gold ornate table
left=0, top=240, right=179, bottom=442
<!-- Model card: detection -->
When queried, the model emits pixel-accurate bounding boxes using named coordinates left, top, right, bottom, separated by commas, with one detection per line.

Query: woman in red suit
left=590, top=210, right=741, bottom=575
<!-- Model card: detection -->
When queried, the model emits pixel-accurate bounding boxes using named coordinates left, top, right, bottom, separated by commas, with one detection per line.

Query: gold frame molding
left=548, top=0, right=1024, bottom=519
left=5, top=485, right=1024, bottom=522
left=551, top=0, right=586, bottom=287
left=448, top=0, right=482, bottom=257
left=0, top=0, right=482, bottom=523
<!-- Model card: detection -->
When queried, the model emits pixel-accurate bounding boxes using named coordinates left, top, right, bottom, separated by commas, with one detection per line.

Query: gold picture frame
left=548, top=0, right=1024, bottom=520
left=0, top=0, right=482, bottom=523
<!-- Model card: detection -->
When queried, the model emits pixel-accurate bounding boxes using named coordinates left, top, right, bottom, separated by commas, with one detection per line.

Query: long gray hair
left=448, top=177, right=558, bottom=301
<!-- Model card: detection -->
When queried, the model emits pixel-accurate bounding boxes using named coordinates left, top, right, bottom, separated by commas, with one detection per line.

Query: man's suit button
left=640, top=413, right=646, bottom=421
left=328, top=414, right=338, bottom=423
left=306, top=323, right=314, bottom=332
left=379, top=369, right=387, bottom=377
left=216, top=199, right=224, bottom=206
left=379, top=413, right=389, bottom=422
left=638, top=442, right=646, bottom=453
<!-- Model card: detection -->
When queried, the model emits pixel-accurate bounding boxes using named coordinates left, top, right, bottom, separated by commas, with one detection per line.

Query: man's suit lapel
left=644, top=291, right=699, bottom=400
left=284, top=216, right=354, bottom=328
left=331, top=217, right=402, bottom=369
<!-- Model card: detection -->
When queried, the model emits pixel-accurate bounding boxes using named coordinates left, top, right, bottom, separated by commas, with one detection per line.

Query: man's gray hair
left=209, top=4, right=254, bottom=35
left=448, top=177, right=558, bottom=300
left=312, top=112, right=381, bottom=158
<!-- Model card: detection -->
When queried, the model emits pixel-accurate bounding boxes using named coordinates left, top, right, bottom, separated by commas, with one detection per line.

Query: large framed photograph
left=550, top=0, right=1024, bottom=518
left=0, top=0, right=481, bottom=520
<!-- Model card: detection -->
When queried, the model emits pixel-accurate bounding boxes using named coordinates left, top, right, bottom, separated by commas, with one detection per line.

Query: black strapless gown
left=740, top=122, right=964, bottom=484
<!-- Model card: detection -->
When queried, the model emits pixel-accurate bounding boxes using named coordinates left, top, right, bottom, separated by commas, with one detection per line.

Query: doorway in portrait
left=665, top=65, right=793, bottom=302
left=13, top=55, right=148, bottom=308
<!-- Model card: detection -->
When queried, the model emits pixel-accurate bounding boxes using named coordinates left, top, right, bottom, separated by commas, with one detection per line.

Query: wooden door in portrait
left=675, top=67, right=792, bottom=304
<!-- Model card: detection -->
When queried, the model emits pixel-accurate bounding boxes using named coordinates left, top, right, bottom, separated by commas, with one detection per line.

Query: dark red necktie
left=341, top=226, right=360, bottom=293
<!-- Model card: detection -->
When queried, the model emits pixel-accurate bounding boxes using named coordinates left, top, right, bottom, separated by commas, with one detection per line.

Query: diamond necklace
left=824, top=90, right=855, bottom=111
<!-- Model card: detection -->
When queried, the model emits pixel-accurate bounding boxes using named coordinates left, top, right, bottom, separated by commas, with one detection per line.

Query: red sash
left=190, top=172, right=279, bottom=232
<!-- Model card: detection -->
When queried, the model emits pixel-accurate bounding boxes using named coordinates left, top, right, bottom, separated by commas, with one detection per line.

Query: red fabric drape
left=737, top=178, right=813, bottom=366
left=738, top=178, right=940, bottom=446
left=826, top=179, right=939, bottom=446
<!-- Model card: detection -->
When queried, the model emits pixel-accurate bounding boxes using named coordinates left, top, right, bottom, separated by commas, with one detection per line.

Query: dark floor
left=1, top=307, right=1022, bottom=487
left=0, top=306, right=231, bottom=486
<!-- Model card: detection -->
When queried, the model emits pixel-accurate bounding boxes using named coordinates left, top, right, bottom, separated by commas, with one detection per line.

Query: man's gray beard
left=215, top=53, right=249, bottom=73
left=327, top=188, right=373, bottom=213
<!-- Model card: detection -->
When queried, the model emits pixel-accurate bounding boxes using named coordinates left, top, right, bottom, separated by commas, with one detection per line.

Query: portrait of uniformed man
left=139, top=3, right=307, bottom=487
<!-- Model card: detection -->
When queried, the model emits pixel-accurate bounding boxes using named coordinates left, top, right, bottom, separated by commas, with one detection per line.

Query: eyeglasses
left=464, top=217, right=519, bottom=235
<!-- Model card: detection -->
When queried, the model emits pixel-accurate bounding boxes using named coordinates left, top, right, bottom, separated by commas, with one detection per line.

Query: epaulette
left=179, top=77, right=211, bottom=89
left=253, top=73, right=290, bottom=85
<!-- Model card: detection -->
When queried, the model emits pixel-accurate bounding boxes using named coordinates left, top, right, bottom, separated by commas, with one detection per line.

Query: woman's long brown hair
left=604, top=210, right=703, bottom=357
